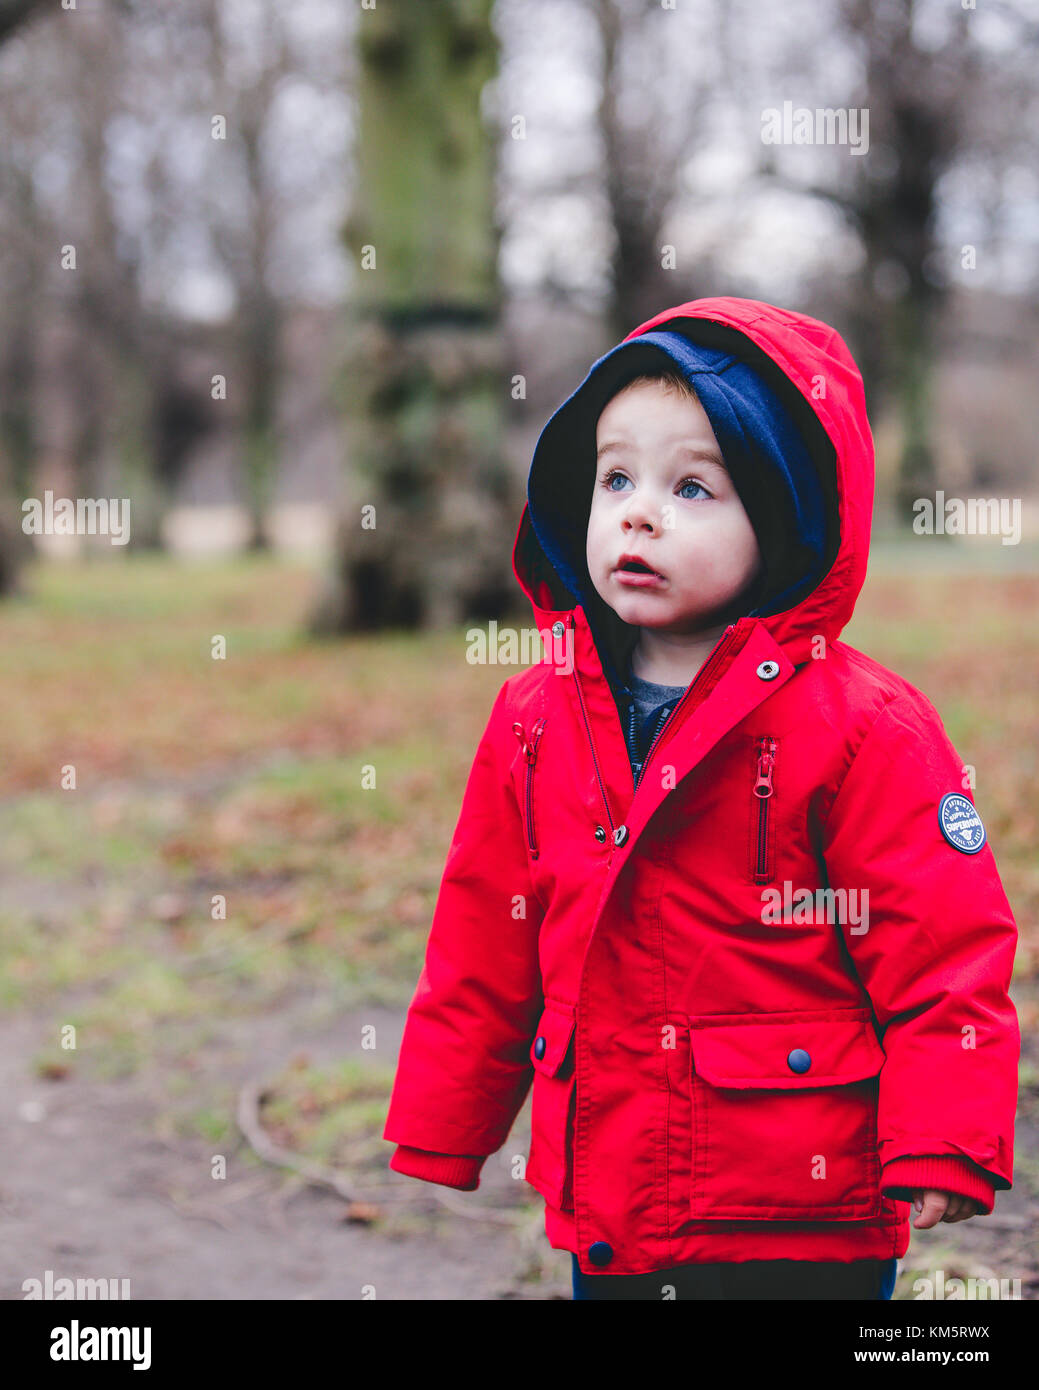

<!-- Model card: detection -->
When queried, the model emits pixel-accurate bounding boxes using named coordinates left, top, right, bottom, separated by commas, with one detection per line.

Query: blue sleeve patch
left=938, top=793, right=986, bottom=854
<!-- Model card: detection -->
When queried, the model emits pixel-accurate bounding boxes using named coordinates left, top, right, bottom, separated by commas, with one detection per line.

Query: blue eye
left=602, top=469, right=629, bottom=491
left=679, top=480, right=710, bottom=500
left=598, top=468, right=712, bottom=500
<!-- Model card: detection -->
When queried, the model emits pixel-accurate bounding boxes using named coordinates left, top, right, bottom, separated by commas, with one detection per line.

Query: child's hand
left=911, top=1189, right=981, bottom=1228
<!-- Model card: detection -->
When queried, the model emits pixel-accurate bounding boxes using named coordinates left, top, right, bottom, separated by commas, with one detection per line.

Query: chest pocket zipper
left=512, top=717, right=547, bottom=859
left=752, top=736, right=777, bottom=884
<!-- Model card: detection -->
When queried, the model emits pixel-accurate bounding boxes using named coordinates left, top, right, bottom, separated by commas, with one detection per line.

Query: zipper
left=566, top=613, right=619, bottom=836
left=752, top=735, right=777, bottom=884
left=632, top=624, right=740, bottom=794
left=572, top=662, right=616, bottom=836
left=570, top=617, right=742, bottom=833
left=512, top=716, right=546, bottom=857
left=625, top=699, right=673, bottom=789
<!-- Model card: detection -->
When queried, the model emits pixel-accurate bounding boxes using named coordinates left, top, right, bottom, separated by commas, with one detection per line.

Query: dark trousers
left=572, top=1254, right=898, bottom=1300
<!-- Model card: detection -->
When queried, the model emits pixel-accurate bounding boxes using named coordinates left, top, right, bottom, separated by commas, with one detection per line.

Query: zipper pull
left=513, top=719, right=545, bottom=763
left=753, top=737, right=776, bottom=798
left=512, top=721, right=532, bottom=761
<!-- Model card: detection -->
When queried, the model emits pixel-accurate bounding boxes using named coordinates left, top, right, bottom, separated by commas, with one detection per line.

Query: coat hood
left=511, top=297, right=875, bottom=680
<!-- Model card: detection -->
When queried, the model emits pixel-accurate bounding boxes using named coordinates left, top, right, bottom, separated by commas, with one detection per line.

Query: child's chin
left=609, top=592, right=698, bottom=621
left=595, top=581, right=724, bottom=632
left=614, top=598, right=726, bottom=634
left=605, top=594, right=664, bottom=622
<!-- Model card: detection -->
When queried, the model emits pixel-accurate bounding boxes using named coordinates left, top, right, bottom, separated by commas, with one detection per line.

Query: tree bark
left=313, top=0, right=512, bottom=634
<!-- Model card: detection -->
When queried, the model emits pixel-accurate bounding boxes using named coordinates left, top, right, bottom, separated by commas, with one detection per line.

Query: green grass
left=258, top=1057, right=399, bottom=1169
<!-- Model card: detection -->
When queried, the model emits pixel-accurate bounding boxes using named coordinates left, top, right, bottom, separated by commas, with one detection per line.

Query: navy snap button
left=594, top=825, right=607, bottom=843
left=613, top=825, right=629, bottom=846
left=534, top=1036, right=546, bottom=1060
left=756, top=660, right=780, bottom=681
left=588, top=1241, right=613, bottom=1267
left=787, top=1048, right=812, bottom=1073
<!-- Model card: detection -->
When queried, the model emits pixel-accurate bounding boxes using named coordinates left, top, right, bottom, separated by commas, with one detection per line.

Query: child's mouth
left=614, top=557, right=666, bottom=587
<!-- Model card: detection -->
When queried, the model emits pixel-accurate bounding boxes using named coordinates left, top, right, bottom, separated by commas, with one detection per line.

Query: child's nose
left=622, top=501, right=660, bottom=532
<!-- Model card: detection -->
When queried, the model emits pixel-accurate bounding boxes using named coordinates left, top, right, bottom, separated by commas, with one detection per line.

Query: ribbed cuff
left=881, top=1155, right=996, bottom=1215
left=388, top=1144, right=485, bottom=1191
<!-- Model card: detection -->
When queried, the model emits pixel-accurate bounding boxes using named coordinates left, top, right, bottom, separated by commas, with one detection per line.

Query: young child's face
left=586, top=378, right=762, bottom=636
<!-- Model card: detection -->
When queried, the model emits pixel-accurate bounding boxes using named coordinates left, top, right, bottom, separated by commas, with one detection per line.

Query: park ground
left=1, top=546, right=1037, bottom=1300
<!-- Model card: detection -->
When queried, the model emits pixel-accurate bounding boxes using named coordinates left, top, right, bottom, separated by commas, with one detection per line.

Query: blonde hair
left=614, top=368, right=701, bottom=404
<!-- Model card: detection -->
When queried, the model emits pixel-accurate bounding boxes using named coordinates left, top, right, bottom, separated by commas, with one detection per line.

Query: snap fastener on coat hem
left=613, top=825, right=629, bottom=846
left=756, top=660, right=781, bottom=681
left=534, top=1036, right=546, bottom=1060
left=787, top=1048, right=812, bottom=1073
left=588, top=1241, right=613, bottom=1266
left=552, top=620, right=565, bottom=637
left=594, top=825, right=607, bottom=843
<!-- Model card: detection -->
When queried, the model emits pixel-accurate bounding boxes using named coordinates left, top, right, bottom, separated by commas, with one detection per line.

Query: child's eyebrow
left=596, top=440, right=727, bottom=469
left=675, top=445, right=727, bottom=470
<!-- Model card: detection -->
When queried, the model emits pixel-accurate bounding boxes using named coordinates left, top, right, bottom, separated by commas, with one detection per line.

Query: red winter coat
left=382, top=296, right=1020, bottom=1276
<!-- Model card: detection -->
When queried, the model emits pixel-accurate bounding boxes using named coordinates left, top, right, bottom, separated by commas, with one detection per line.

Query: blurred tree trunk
left=233, top=200, right=279, bottom=554
left=596, top=0, right=676, bottom=340
left=0, top=164, right=40, bottom=594
left=229, top=15, right=284, bottom=553
left=757, top=0, right=993, bottom=524
left=310, top=0, right=512, bottom=634
left=767, top=0, right=986, bottom=523
left=840, top=0, right=970, bottom=522
left=0, top=0, right=52, bottom=591
left=593, top=0, right=718, bottom=340
left=65, top=8, right=159, bottom=549
left=0, top=0, right=49, bottom=44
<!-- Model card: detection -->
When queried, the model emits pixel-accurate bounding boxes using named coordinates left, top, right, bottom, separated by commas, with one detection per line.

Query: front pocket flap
left=689, top=1009, right=885, bottom=1088
left=530, top=1003, right=576, bottom=1077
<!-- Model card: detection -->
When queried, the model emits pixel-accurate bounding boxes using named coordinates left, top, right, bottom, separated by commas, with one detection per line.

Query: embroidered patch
left=938, top=793, right=986, bottom=854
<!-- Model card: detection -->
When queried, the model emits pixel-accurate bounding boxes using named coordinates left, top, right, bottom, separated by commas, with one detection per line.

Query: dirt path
left=1, top=979, right=1035, bottom=1302
left=0, top=1002, right=569, bottom=1301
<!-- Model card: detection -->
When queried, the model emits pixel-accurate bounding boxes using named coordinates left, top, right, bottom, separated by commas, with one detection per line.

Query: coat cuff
left=881, top=1155, right=996, bottom=1215
left=388, top=1144, right=486, bottom=1191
